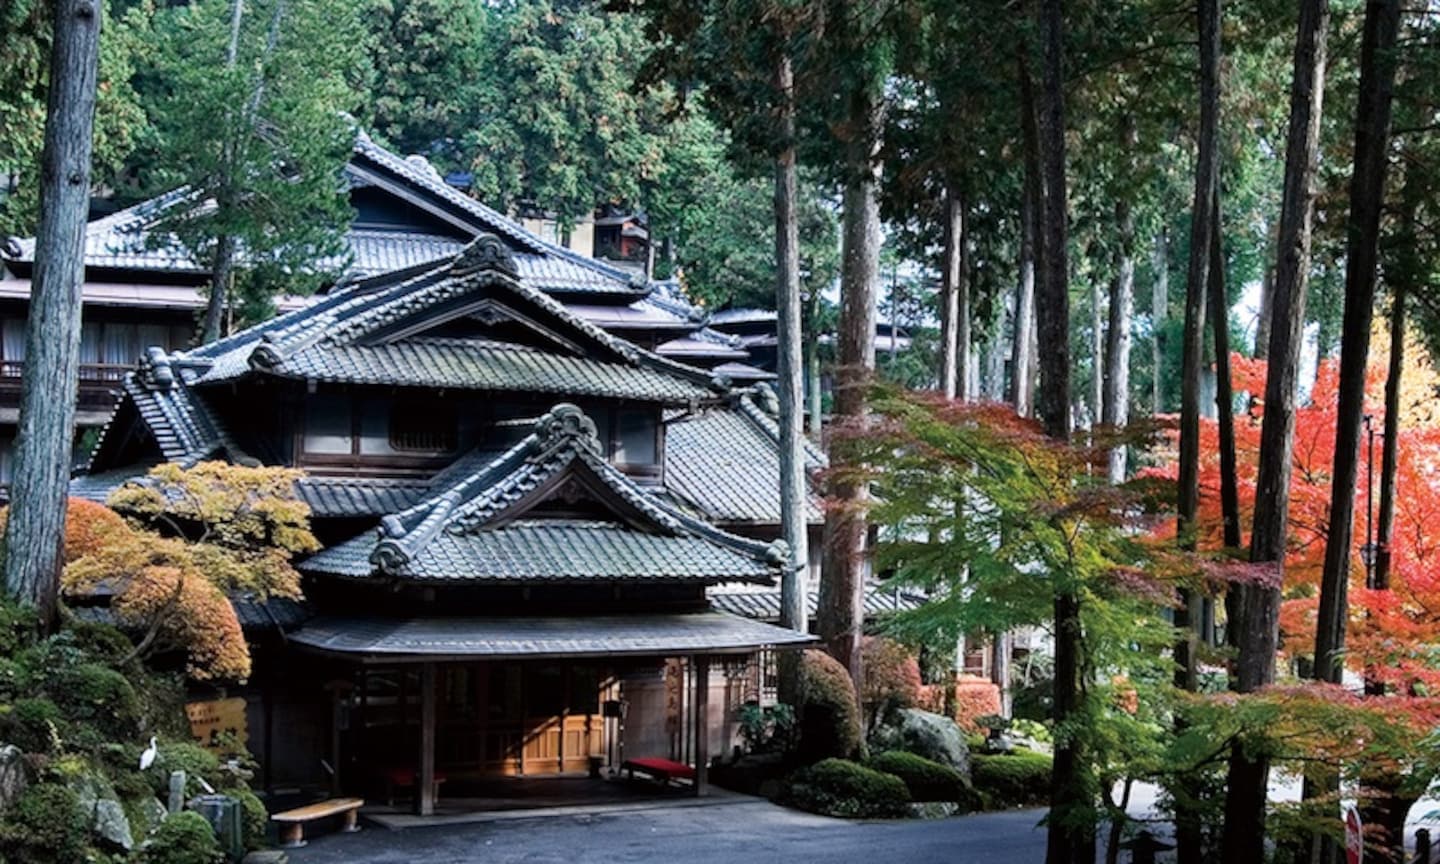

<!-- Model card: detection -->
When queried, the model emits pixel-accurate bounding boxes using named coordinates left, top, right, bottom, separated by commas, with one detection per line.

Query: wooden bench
left=621, top=757, right=695, bottom=786
left=271, top=797, right=364, bottom=848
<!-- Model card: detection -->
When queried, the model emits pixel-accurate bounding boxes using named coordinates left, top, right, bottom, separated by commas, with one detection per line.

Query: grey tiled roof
left=348, top=229, right=464, bottom=277
left=306, top=519, right=780, bottom=583
left=69, top=462, right=160, bottom=503
left=295, top=477, right=431, bottom=518
left=301, top=403, right=786, bottom=585
left=663, top=390, right=825, bottom=525
left=708, top=583, right=926, bottom=622
left=349, top=133, right=646, bottom=296
left=5, top=188, right=202, bottom=273
left=244, top=337, right=715, bottom=402
left=70, top=593, right=311, bottom=634
left=291, top=611, right=813, bottom=659
left=3, top=134, right=645, bottom=301
left=185, top=236, right=722, bottom=403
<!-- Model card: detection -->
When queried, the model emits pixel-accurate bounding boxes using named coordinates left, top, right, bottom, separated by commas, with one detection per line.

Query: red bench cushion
left=625, top=758, right=695, bottom=779
left=387, top=769, right=448, bottom=786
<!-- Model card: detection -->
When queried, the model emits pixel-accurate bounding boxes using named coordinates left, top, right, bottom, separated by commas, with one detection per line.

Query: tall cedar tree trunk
left=1209, top=190, right=1242, bottom=553
left=1151, top=229, right=1169, bottom=413
left=2, top=0, right=103, bottom=626
left=1362, top=285, right=1408, bottom=862
left=1222, top=0, right=1330, bottom=859
left=1034, top=2, right=1088, bottom=862
left=1089, top=261, right=1104, bottom=432
left=818, top=80, right=883, bottom=687
left=1254, top=220, right=1279, bottom=359
left=774, top=51, right=811, bottom=660
left=940, top=185, right=962, bottom=399
left=1312, top=0, right=1401, bottom=687
left=1173, top=5, right=1219, bottom=858
left=955, top=192, right=972, bottom=401
left=1010, top=51, right=1041, bottom=417
left=1374, top=288, right=1403, bottom=591
left=806, top=289, right=823, bottom=439
left=1311, top=1, right=1402, bottom=859
left=1103, top=194, right=1134, bottom=483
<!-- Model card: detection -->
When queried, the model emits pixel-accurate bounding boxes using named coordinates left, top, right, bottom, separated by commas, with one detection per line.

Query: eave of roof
left=290, top=611, right=813, bottom=661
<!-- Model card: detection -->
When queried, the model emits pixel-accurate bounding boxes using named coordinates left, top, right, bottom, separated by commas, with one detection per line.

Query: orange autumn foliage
left=0, top=464, right=318, bottom=682
left=1149, top=338, right=1440, bottom=699
left=0, top=497, right=129, bottom=563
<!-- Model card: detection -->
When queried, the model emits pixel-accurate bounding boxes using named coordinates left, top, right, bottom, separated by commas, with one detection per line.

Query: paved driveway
left=289, top=799, right=1049, bottom=864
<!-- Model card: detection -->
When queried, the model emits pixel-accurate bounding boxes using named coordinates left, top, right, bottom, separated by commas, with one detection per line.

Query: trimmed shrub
left=952, top=677, right=1002, bottom=732
left=233, top=786, right=269, bottom=851
left=0, top=783, right=86, bottom=864
left=137, top=810, right=224, bottom=864
left=868, top=750, right=976, bottom=806
left=778, top=758, right=911, bottom=819
left=971, top=749, right=1052, bottom=808
left=860, top=637, right=922, bottom=725
left=150, top=742, right=221, bottom=799
left=795, top=650, right=862, bottom=764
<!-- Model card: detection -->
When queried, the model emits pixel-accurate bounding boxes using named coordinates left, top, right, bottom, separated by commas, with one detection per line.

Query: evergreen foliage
left=135, top=0, right=371, bottom=337
left=971, top=749, right=1053, bottom=808
left=867, top=751, right=974, bottom=805
left=777, top=758, right=912, bottom=819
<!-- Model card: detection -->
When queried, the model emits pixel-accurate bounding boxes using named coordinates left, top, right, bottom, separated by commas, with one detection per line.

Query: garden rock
left=907, top=801, right=962, bottom=819
left=93, top=797, right=134, bottom=851
left=138, top=795, right=169, bottom=836
left=0, top=744, right=27, bottom=818
left=869, top=709, right=970, bottom=778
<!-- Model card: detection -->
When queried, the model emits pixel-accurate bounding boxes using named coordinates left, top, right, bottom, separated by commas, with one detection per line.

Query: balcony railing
left=0, top=361, right=131, bottom=412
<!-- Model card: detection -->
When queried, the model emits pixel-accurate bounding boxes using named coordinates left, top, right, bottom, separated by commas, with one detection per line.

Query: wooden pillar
left=692, top=655, right=710, bottom=797
left=418, top=663, right=437, bottom=816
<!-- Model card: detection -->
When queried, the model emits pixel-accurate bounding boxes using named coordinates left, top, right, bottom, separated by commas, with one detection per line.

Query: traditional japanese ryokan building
left=63, top=132, right=926, bottom=814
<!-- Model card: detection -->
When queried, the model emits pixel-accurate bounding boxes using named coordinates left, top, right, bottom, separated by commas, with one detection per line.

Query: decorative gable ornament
left=531, top=403, right=603, bottom=460
left=450, top=234, right=518, bottom=278
left=137, top=347, right=176, bottom=391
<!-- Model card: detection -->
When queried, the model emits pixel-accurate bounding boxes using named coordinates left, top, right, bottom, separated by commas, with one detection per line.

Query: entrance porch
left=292, top=611, right=812, bottom=814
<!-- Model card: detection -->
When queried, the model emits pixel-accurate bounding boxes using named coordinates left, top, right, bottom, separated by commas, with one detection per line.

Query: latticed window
left=389, top=401, right=458, bottom=453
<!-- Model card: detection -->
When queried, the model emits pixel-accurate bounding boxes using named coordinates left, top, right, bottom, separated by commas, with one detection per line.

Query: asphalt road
left=288, top=799, right=1050, bottom=864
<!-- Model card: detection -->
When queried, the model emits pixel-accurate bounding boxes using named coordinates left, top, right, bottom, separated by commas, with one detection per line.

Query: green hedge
left=867, top=750, right=976, bottom=807
left=971, top=749, right=1052, bottom=808
left=778, top=758, right=911, bottom=818
left=137, top=811, right=224, bottom=864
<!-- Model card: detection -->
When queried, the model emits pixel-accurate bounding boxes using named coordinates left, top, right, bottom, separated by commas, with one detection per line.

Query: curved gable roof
left=301, top=403, right=786, bottom=585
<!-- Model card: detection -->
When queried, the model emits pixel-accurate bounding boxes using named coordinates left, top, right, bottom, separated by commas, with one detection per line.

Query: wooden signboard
left=186, top=697, right=248, bottom=753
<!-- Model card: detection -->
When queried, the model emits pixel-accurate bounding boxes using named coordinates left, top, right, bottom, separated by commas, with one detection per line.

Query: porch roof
left=289, top=611, right=813, bottom=661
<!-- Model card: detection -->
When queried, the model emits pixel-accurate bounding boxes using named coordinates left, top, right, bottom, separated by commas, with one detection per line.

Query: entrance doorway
left=345, top=662, right=612, bottom=797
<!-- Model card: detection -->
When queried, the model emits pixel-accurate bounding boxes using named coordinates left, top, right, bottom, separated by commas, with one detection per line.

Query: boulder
left=0, top=744, right=27, bottom=818
left=137, top=795, right=169, bottom=838
left=869, top=708, right=971, bottom=779
left=93, top=798, right=134, bottom=851
left=65, top=767, right=133, bottom=851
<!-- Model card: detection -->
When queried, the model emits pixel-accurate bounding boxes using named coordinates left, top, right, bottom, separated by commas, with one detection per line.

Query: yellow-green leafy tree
left=3, top=463, right=316, bottom=681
